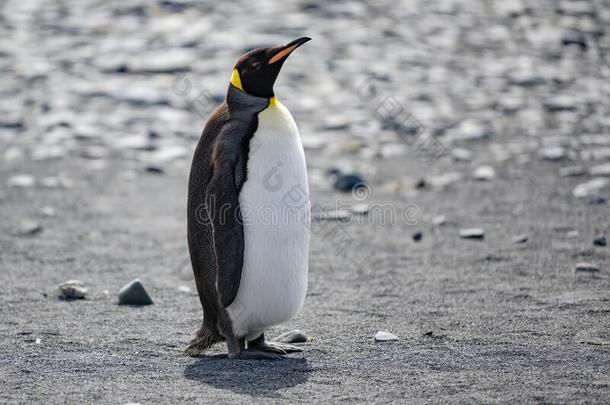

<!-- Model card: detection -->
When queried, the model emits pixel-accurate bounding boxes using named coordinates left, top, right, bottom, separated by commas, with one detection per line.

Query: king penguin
left=186, top=37, right=311, bottom=359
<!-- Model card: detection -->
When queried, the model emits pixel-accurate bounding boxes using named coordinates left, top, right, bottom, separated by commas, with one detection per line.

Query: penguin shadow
left=184, top=354, right=311, bottom=397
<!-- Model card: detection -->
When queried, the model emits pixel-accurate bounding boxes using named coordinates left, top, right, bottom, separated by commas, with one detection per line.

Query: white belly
left=227, top=99, right=310, bottom=340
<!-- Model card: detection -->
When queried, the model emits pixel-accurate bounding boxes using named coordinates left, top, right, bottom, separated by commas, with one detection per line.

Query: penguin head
left=231, top=37, right=311, bottom=98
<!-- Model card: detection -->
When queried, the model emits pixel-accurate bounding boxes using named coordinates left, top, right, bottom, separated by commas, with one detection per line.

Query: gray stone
left=451, top=148, right=473, bottom=162
left=590, top=163, right=610, bottom=177
left=573, top=178, right=608, bottom=198
left=18, top=220, right=42, bottom=236
left=460, top=228, right=485, bottom=240
left=380, top=143, right=407, bottom=158
left=80, top=146, right=110, bottom=160
left=3, top=147, right=24, bottom=163
left=8, top=174, right=35, bottom=188
left=426, top=172, right=463, bottom=189
left=512, top=234, right=529, bottom=244
left=558, top=1, right=595, bottom=16
left=31, top=145, right=67, bottom=161
left=495, top=0, right=527, bottom=17
left=562, top=31, right=587, bottom=50
left=574, top=262, right=600, bottom=273
left=589, top=197, right=607, bottom=205
left=322, top=115, right=351, bottom=131
left=145, top=145, right=188, bottom=163
left=145, top=165, right=164, bottom=174
left=333, top=174, right=366, bottom=193
left=73, top=124, right=102, bottom=140
left=274, top=330, right=308, bottom=344
left=508, top=70, right=544, bottom=87
left=539, top=147, right=566, bottom=161
left=455, top=119, right=493, bottom=141
left=544, top=96, right=577, bottom=112
left=0, top=113, right=24, bottom=129
left=57, top=280, right=87, bottom=300
left=118, top=279, right=153, bottom=306
left=559, top=166, right=585, bottom=177
left=113, top=134, right=151, bottom=150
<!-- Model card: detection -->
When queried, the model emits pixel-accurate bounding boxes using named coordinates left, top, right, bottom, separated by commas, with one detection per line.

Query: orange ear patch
left=268, top=45, right=299, bottom=64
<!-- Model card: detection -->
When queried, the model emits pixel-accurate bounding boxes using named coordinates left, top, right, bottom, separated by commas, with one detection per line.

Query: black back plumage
left=187, top=86, right=269, bottom=321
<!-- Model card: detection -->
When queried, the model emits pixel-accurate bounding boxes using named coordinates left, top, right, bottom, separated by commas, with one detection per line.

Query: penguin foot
left=247, top=333, right=303, bottom=354
left=185, top=327, right=221, bottom=357
left=184, top=343, right=205, bottom=357
left=259, top=342, right=303, bottom=354
left=228, top=350, right=284, bottom=360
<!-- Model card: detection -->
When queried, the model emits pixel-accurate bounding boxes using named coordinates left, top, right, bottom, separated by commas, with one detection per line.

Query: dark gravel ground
left=1, top=0, right=610, bottom=403
left=1, top=154, right=608, bottom=404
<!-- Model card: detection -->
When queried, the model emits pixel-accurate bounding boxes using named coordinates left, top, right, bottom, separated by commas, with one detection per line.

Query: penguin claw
left=256, top=344, right=288, bottom=355
left=264, top=342, right=302, bottom=353
left=229, top=350, right=284, bottom=360
left=185, top=327, right=222, bottom=357
left=184, top=345, right=204, bottom=357
left=247, top=341, right=302, bottom=354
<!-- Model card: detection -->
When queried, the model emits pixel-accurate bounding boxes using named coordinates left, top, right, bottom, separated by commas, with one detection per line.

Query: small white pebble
left=178, top=285, right=191, bottom=293
left=460, top=228, right=485, bottom=239
left=351, top=203, right=370, bottom=215
left=473, top=165, right=496, bottom=181
left=451, top=148, right=473, bottom=162
left=432, top=215, right=447, bottom=226
left=374, top=331, right=399, bottom=342
left=4, top=146, right=24, bottom=162
left=573, top=178, right=608, bottom=198
left=41, top=206, right=56, bottom=217
left=8, top=174, right=35, bottom=188
left=574, top=262, right=600, bottom=273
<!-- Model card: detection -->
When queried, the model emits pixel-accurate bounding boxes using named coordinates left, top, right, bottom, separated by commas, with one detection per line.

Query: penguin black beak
left=268, top=37, right=311, bottom=65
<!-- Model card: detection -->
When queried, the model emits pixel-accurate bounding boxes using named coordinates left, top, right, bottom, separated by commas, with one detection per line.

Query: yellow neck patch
left=230, top=69, right=243, bottom=91
left=230, top=68, right=277, bottom=106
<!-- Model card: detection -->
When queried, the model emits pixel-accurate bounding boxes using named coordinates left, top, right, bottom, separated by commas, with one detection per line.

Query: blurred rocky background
left=1, top=0, right=609, bottom=403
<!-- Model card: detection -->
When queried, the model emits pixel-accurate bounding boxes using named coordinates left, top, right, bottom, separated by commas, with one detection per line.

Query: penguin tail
left=184, top=326, right=223, bottom=357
